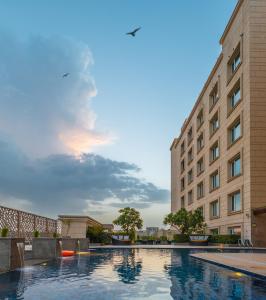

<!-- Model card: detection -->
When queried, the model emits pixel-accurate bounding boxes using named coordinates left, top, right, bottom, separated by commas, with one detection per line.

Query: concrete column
left=0, top=238, right=25, bottom=273
left=32, top=238, right=61, bottom=259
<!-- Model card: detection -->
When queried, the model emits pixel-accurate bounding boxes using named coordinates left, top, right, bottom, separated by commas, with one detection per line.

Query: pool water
left=0, top=249, right=266, bottom=299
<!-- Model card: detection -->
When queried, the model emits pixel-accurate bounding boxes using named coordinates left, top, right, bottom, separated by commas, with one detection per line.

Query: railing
left=0, top=205, right=61, bottom=243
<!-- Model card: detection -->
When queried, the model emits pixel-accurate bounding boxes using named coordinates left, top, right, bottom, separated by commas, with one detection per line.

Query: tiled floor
left=191, top=252, right=266, bottom=277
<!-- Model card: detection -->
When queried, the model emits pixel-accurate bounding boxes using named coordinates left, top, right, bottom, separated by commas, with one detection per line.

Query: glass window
left=181, top=196, right=185, bottom=208
left=197, top=109, right=204, bottom=128
left=188, top=169, right=193, bottom=184
left=197, top=182, right=204, bottom=199
left=228, top=226, right=241, bottom=235
left=181, top=159, right=185, bottom=173
left=181, top=177, right=185, bottom=191
left=197, top=206, right=204, bottom=218
left=210, top=142, right=219, bottom=162
left=209, top=83, right=219, bottom=108
left=210, top=170, right=220, bottom=190
left=197, top=157, right=204, bottom=175
left=230, top=85, right=241, bottom=108
left=231, top=52, right=241, bottom=73
left=229, top=191, right=241, bottom=212
left=210, top=112, right=219, bottom=135
left=210, top=200, right=219, bottom=218
left=188, top=190, right=193, bottom=205
left=230, top=120, right=241, bottom=143
left=187, top=127, right=193, bottom=145
left=181, top=141, right=185, bottom=155
left=197, top=133, right=204, bottom=152
left=230, top=155, right=241, bottom=178
left=188, top=147, right=193, bottom=163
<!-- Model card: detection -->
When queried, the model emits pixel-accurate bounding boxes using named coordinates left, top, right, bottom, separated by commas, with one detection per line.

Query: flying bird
left=62, top=73, right=70, bottom=78
left=126, top=27, right=141, bottom=37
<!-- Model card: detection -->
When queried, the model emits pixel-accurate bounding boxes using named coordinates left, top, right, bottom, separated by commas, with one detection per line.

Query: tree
left=113, top=207, right=143, bottom=241
left=86, top=225, right=111, bottom=244
left=163, top=208, right=206, bottom=235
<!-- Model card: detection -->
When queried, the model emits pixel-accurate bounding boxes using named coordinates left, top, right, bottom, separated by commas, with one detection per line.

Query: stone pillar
left=0, top=238, right=25, bottom=273
left=32, top=238, right=61, bottom=259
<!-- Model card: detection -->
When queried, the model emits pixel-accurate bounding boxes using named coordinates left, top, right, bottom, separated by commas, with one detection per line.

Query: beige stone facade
left=171, top=0, right=266, bottom=247
left=58, top=215, right=102, bottom=238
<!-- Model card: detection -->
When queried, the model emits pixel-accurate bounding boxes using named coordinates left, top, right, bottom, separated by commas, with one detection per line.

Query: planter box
left=0, top=238, right=25, bottom=273
left=32, top=238, right=61, bottom=259
left=61, top=238, right=89, bottom=251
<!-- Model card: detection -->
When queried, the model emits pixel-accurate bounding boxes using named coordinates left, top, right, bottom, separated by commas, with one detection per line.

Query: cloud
left=0, top=31, right=112, bottom=157
left=0, top=140, right=169, bottom=217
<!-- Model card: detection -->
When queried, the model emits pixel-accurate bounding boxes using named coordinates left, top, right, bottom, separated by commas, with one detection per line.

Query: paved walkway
left=191, top=252, right=266, bottom=277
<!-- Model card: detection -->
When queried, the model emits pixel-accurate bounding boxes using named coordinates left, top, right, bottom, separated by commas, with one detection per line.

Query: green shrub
left=86, top=225, right=111, bottom=244
left=160, top=236, right=168, bottom=241
left=208, top=234, right=240, bottom=244
left=53, top=232, right=59, bottom=238
left=1, top=227, right=9, bottom=237
left=34, top=230, right=40, bottom=238
left=173, top=234, right=189, bottom=243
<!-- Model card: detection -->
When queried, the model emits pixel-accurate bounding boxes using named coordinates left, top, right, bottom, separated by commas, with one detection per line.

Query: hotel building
left=170, top=0, right=266, bottom=246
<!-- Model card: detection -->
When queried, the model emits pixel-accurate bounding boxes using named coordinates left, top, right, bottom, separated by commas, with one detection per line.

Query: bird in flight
left=62, top=73, right=70, bottom=78
left=126, top=27, right=141, bottom=37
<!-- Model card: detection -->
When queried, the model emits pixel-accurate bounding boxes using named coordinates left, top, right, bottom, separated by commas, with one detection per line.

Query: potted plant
left=34, top=230, right=40, bottom=238
left=1, top=227, right=9, bottom=237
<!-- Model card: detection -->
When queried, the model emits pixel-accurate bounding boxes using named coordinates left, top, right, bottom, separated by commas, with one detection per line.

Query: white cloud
left=0, top=32, right=112, bottom=157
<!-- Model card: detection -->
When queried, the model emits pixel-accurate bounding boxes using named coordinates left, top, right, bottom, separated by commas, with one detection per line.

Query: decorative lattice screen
left=0, top=205, right=60, bottom=242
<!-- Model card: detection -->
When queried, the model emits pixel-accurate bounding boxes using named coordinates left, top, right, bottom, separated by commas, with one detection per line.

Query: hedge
left=173, top=234, right=189, bottom=243
left=208, top=234, right=240, bottom=244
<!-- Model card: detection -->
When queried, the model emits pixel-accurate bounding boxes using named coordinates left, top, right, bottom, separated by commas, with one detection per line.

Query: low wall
left=61, top=238, right=89, bottom=251
left=32, top=238, right=61, bottom=259
left=0, top=238, right=25, bottom=273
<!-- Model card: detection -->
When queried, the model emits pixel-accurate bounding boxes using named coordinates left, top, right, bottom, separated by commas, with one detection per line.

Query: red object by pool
left=61, top=250, right=75, bottom=257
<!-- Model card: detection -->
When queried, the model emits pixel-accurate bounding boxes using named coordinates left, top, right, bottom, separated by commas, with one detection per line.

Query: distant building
left=170, top=0, right=266, bottom=247
left=102, top=224, right=114, bottom=233
left=58, top=215, right=102, bottom=238
left=146, top=227, right=159, bottom=236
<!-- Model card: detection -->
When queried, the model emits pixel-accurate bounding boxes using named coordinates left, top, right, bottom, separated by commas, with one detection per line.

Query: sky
left=0, top=0, right=237, bottom=227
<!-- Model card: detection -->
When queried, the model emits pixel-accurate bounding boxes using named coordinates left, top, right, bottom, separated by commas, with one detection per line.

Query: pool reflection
left=0, top=249, right=265, bottom=300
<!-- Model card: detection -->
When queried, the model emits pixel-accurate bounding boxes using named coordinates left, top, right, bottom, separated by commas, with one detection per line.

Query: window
left=210, top=141, right=219, bottom=163
left=231, top=47, right=241, bottom=74
left=188, top=147, right=193, bottom=164
left=210, top=112, right=219, bottom=136
left=197, top=109, right=204, bottom=129
left=228, top=191, right=241, bottom=213
left=228, top=226, right=241, bottom=235
left=187, top=127, right=193, bottom=145
left=181, top=159, right=185, bottom=173
left=181, top=196, right=185, bottom=208
left=181, top=177, right=185, bottom=191
left=210, top=170, right=220, bottom=191
left=181, top=141, right=185, bottom=155
left=210, top=228, right=219, bottom=235
left=209, top=83, right=219, bottom=109
left=188, top=190, right=193, bottom=205
left=197, top=157, right=204, bottom=175
left=197, top=206, right=204, bottom=218
left=210, top=200, right=219, bottom=219
left=229, top=81, right=241, bottom=110
left=229, top=154, right=241, bottom=179
left=229, top=118, right=241, bottom=145
left=197, top=132, right=204, bottom=152
left=197, top=181, right=204, bottom=199
left=228, top=44, right=241, bottom=79
left=188, top=168, right=193, bottom=184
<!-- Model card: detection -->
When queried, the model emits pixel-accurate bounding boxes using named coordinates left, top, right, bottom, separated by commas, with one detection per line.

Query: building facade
left=171, top=0, right=266, bottom=246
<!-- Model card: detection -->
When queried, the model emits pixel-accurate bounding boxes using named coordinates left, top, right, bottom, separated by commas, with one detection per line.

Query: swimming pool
left=0, top=249, right=265, bottom=299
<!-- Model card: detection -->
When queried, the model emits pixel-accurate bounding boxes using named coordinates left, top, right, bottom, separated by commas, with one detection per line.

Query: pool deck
left=190, top=252, right=266, bottom=278
left=90, top=244, right=266, bottom=250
